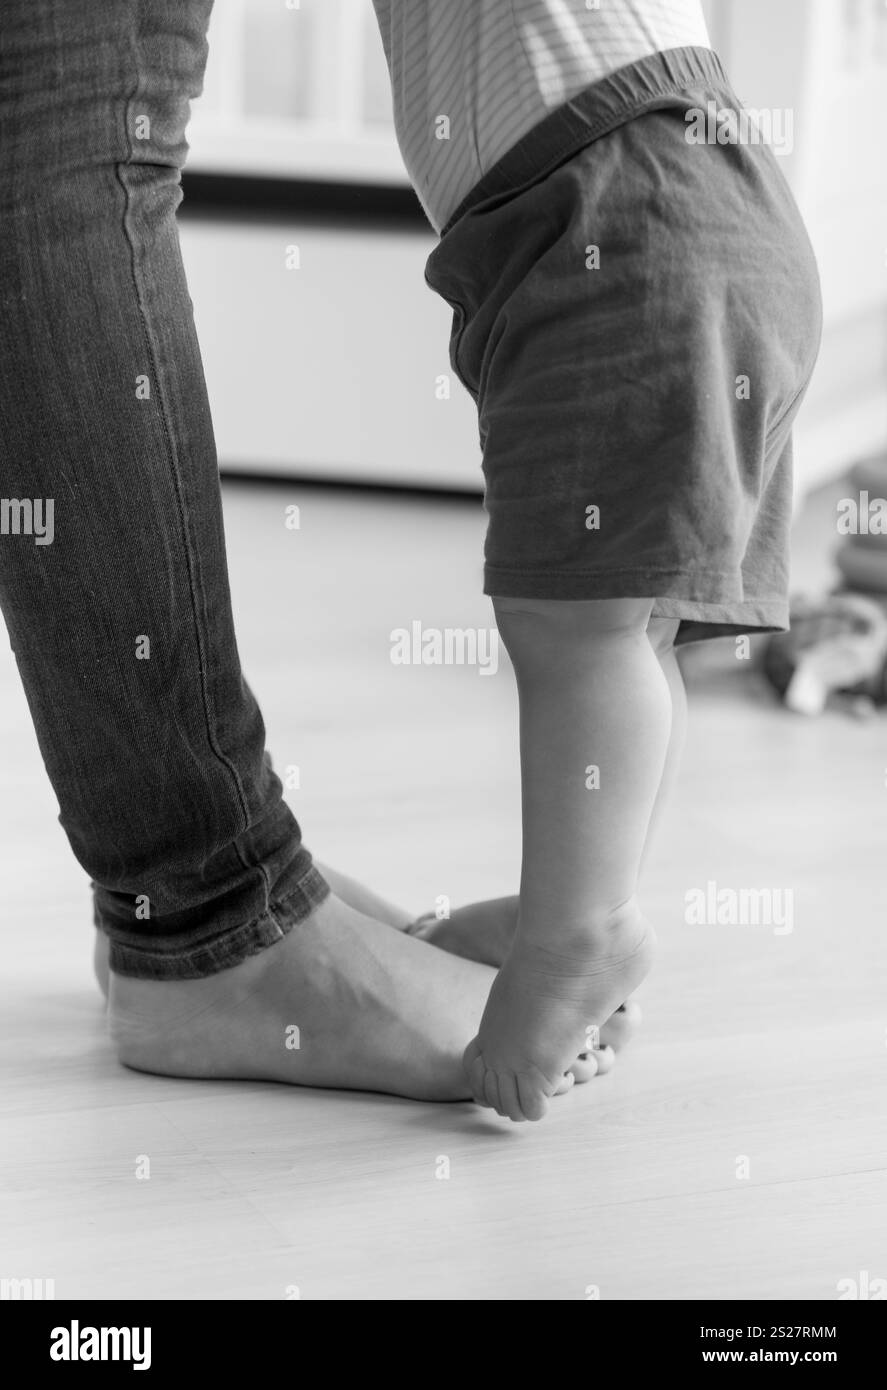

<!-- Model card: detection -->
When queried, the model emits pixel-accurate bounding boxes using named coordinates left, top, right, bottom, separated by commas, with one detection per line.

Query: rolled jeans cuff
left=96, top=861, right=331, bottom=981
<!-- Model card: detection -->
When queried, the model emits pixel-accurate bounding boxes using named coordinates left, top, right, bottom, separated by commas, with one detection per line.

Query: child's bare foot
left=463, top=899, right=654, bottom=1122
left=108, top=894, right=599, bottom=1100
left=410, top=896, right=641, bottom=1056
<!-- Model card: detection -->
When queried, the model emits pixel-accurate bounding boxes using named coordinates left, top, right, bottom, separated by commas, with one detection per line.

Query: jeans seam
left=115, top=12, right=269, bottom=904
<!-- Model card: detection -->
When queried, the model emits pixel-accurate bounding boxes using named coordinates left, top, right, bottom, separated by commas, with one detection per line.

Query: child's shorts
left=424, top=46, right=823, bottom=644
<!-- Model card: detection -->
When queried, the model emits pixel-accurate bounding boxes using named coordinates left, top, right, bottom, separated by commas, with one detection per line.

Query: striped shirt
left=371, top=0, right=712, bottom=231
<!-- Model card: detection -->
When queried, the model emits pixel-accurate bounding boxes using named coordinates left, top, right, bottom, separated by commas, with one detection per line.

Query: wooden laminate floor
left=1, top=478, right=884, bottom=1300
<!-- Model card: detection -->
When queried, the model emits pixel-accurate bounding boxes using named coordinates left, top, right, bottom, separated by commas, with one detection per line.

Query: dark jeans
left=0, top=0, right=328, bottom=978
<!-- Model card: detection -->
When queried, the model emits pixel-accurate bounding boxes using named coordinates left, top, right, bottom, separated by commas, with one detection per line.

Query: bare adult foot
left=108, top=894, right=602, bottom=1100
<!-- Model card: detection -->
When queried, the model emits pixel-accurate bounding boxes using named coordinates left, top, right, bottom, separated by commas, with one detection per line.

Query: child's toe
left=599, top=998, right=642, bottom=1052
left=482, top=1067, right=503, bottom=1113
left=516, top=1073, right=551, bottom=1122
left=570, top=1052, right=601, bottom=1083
left=588, top=1044, right=616, bottom=1075
left=462, top=1037, right=488, bottom=1105
left=497, top=1073, right=525, bottom=1122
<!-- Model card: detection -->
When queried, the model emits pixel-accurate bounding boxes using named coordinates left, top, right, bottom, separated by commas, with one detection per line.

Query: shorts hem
left=483, top=565, right=788, bottom=641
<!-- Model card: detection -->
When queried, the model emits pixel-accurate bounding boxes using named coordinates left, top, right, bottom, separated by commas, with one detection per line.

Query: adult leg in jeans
left=0, top=0, right=540, bottom=1100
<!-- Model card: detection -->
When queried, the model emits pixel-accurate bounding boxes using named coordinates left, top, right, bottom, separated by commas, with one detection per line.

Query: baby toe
left=588, top=1044, right=616, bottom=1076
left=497, top=1073, right=526, bottom=1123
left=599, top=997, right=642, bottom=1052
left=553, top=1070, right=576, bottom=1097
left=514, top=1073, right=550, bottom=1122
left=570, top=1052, right=601, bottom=1084
left=482, top=1067, right=503, bottom=1114
left=462, top=1038, right=489, bottom=1106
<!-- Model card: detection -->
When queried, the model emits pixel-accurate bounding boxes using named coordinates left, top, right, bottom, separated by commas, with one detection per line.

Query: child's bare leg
left=640, top=617, right=686, bottom=869
left=463, top=596, right=672, bottom=1121
left=426, top=619, right=684, bottom=955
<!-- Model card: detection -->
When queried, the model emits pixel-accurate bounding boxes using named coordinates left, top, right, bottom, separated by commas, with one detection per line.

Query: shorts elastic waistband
left=438, top=45, right=733, bottom=237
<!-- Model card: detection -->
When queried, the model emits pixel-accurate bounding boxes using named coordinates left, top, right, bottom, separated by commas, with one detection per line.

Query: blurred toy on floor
left=763, top=591, right=887, bottom=716
left=763, top=450, right=887, bottom=718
